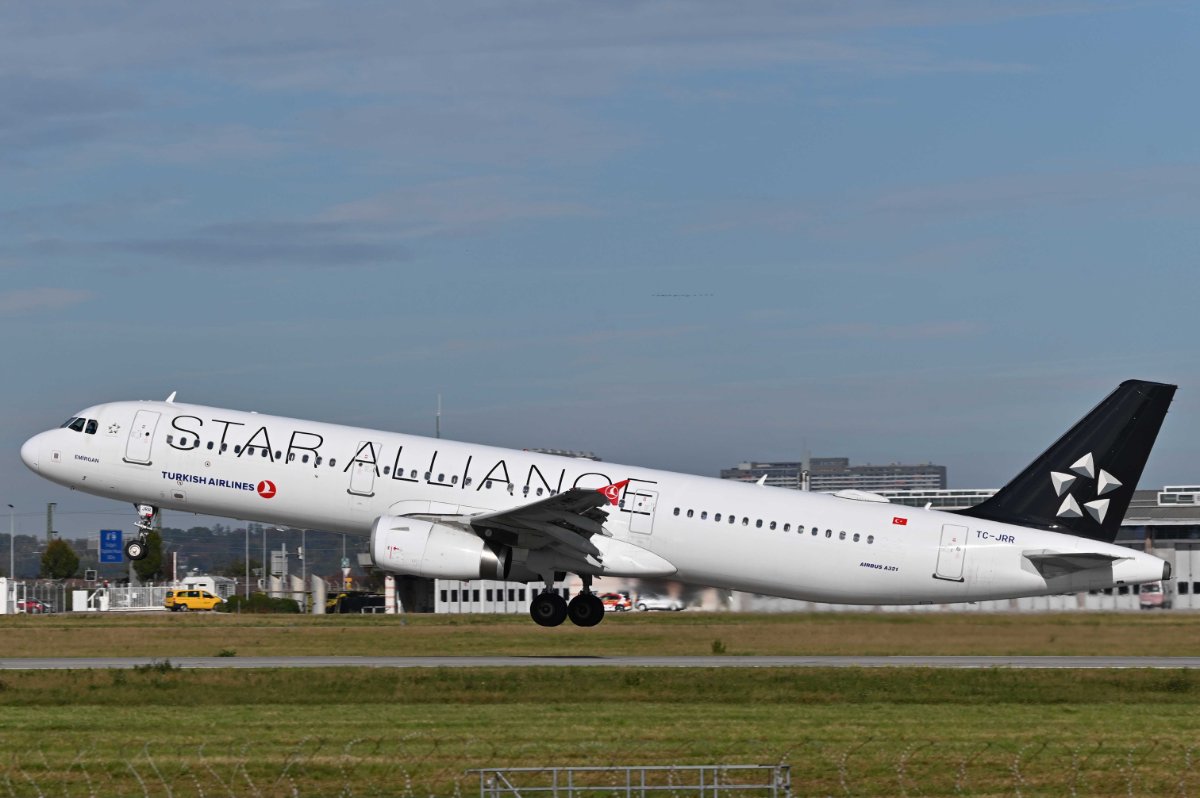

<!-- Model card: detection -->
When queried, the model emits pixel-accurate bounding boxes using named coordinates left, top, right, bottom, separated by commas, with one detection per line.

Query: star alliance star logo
left=1050, top=452, right=1122, bottom=523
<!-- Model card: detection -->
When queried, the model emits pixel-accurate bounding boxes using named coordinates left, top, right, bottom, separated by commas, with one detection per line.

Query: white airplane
left=20, top=380, right=1175, bottom=628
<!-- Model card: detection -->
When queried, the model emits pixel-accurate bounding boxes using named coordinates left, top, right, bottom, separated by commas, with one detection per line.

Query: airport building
left=429, top=484, right=1200, bottom=616
left=720, top=458, right=948, bottom=492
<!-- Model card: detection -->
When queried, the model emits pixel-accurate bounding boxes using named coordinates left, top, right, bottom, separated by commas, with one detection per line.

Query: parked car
left=17, top=598, right=50, bottom=614
left=1139, top=581, right=1172, bottom=610
left=634, top=594, right=685, bottom=612
left=164, top=589, right=224, bottom=612
left=599, top=592, right=632, bottom=612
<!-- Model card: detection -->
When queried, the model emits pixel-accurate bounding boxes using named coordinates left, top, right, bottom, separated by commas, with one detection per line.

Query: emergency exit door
left=628, top=489, right=658, bottom=535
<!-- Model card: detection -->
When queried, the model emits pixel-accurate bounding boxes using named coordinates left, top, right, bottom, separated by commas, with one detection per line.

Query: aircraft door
left=627, top=489, right=658, bottom=535
left=347, top=441, right=381, bottom=497
left=934, top=523, right=967, bottom=581
left=123, top=410, right=160, bottom=465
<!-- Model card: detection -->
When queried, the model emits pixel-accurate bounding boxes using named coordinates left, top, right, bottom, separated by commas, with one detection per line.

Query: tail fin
left=957, top=380, right=1176, bottom=543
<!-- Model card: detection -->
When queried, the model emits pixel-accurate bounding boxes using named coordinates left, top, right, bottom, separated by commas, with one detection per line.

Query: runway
left=2, top=655, right=1200, bottom=669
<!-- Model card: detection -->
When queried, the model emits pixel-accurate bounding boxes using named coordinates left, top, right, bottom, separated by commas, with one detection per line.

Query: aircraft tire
left=124, top=540, right=146, bottom=561
left=567, top=593, right=605, bottom=627
left=529, top=592, right=568, bottom=627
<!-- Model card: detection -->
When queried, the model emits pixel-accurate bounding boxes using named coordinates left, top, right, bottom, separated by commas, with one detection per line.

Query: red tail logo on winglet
left=599, top=479, right=630, bottom=505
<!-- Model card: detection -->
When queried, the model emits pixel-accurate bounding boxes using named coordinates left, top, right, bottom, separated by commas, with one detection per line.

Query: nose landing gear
left=125, top=503, right=158, bottom=561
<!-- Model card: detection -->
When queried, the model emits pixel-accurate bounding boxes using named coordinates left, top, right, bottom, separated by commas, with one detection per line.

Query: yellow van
left=164, top=589, right=223, bottom=612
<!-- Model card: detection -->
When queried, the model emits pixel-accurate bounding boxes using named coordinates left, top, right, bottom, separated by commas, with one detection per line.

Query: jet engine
left=369, top=516, right=509, bottom=580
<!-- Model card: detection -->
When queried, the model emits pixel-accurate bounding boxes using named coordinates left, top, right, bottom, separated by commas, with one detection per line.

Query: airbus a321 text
left=20, top=380, right=1175, bottom=628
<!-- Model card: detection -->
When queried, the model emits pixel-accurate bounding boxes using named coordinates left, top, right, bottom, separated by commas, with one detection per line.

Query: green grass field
left=1, top=667, right=1199, bottom=797
left=1, top=612, right=1199, bottom=796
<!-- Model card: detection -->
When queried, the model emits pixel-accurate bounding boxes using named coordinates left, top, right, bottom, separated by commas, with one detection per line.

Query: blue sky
left=3, top=1, right=1199, bottom=538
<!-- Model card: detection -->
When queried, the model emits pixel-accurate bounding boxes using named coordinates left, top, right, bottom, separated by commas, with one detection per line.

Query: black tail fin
left=957, top=380, right=1176, bottom=543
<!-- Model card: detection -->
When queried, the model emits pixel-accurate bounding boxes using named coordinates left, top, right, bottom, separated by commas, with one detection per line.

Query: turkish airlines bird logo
left=257, top=480, right=277, bottom=499
left=598, top=479, right=630, bottom=505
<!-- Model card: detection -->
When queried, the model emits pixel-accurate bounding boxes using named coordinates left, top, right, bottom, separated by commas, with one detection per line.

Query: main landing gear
left=529, top=575, right=605, bottom=628
left=124, top=503, right=158, bottom=561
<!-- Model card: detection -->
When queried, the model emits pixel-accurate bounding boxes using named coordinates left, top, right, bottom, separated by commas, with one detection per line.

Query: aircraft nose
left=20, top=434, right=40, bottom=472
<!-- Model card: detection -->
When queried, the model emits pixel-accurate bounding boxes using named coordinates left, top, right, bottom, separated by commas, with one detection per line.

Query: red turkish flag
left=892, top=516, right=907, bottom=526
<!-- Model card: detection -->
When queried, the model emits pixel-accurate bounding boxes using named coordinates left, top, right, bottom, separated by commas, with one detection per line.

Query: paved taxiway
left=2, top=656, right=1199, bottom=669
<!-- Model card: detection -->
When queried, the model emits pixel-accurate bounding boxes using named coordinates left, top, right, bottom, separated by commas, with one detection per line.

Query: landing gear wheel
left=530, top=592, right=568, bottom=627
left=124, top=538, right=147, bottom=561
left=567, top=593, right=605, bottom=627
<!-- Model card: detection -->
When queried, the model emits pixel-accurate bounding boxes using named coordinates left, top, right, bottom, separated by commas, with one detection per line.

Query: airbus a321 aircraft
left=20, top=380, right=1175, bottom=628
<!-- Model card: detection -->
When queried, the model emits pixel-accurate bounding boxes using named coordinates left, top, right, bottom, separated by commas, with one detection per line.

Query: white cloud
left=0, top=287, right=93, bottom=315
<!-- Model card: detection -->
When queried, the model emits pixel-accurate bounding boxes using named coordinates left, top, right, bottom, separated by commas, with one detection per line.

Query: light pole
left=300, top=527, right=307, bottom=614
left=7, top=504, right=13, bottom=580
left=244, top=523, right=250, bottom=598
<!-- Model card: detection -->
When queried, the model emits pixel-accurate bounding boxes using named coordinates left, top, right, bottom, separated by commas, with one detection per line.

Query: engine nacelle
left=369, top=516, right=508, bottom=580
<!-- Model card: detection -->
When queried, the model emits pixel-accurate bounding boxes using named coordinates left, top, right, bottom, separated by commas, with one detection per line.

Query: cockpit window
left=68, top=418, right=87, bottom=433
left=84, top=419, right=98, bottom=435
left=60, top=417, right=77, bottom=429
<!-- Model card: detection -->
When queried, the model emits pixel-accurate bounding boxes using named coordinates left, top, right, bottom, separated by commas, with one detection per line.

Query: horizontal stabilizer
left=1023, top=550, right=1128, bottom=579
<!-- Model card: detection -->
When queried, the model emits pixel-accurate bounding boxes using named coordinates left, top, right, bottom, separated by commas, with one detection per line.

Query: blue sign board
left=99, top=529, right=123, bottom=563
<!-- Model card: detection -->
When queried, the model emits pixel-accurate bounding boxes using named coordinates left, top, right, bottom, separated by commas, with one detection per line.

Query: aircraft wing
left=466, top=487, right=613, bottom=558
left=1022, top=550, right=1129, bottom=579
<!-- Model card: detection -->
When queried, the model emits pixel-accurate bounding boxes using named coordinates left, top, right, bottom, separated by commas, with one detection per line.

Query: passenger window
left=382, top=465, right=390, bottom=475
left=853, top=533, right=860, bottom=542
left=464, top=477, right=472, bottom=486
left=167, top=435, right=174, bottom=444
left=755, top=520, right=762, bottom=528
left=234, top=446, right=242, bottom=454
left=769, top=521, right=776, bottom=530
left=302, top=454, right=309, bottom=463
left=438, top=474, right=445, bottom=482
left=811, top=527, right=817, bottom=536
left=714, top=513, right=721, bottom=522
left=673, top=508, right=680, bottom=516
left=686, top=509, right=694, bottom=518
left=69, top=418, right=86, bottom=432
left=410, top=470, right=417, bottom=479
left=839, top=531, right=846, bottom=540
left=246, top=446, right=254, bottom=455
left=536, top=487, right=542, bottom=495
left=315, top=456, right=322, bottom=466
left=523, top=486, right=530, bottom=496
left=826, top=529, right=832, bottom=538
left=784, top=523, right=790, bottom=532
left=207, top=441, right=214, bottom=450
left=742, top=518, right=748, bottom=526
left=85, top=419, right=98, bottom=435
left=486, top=480, right=493, bottom=489
left=868, top=535, right=874, bottom=544
left=729, top=515, right=736, bottom=524
left=424, top=472, right=431, bottom=480
left=329, top=459, right=336, bottom=467
left=221, top=443, right=228, bottom=453
left=274, top=450, right=281, bottom=459
left=700, top=511, right=707, bottom=520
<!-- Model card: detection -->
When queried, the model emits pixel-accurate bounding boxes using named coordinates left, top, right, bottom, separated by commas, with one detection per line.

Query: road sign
left=99, top=529, right=123, bottom=563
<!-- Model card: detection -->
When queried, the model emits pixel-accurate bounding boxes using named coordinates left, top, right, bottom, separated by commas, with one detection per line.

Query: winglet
left=598, top=479, right=630, bottom=506
left=165, top=391, right=177, bottom=403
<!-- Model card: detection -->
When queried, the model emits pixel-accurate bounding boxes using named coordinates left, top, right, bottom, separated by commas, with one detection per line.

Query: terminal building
left=720, top=458, right=947, bottom=492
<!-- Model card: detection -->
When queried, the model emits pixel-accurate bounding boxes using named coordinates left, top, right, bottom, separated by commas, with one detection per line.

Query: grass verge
left=0, top=667, right=1198, bottom=796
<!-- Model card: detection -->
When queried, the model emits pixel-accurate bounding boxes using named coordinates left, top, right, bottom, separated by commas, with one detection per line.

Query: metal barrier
left=467, top=765, right=791, bottom=798
left=102, top=586, right=172, bottom=611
